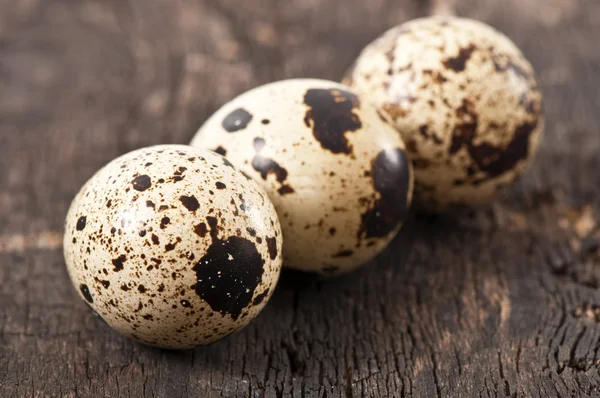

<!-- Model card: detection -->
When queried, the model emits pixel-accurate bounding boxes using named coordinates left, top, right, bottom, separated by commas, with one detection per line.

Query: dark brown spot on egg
left=266, top=237, right=277, bottom=260
left=303, top=88, right=362, bottom=154
left=95, top=278, right=110, bottom=288
left=419, top=125, right=443, bottom=145
left=228, top=198, right=239, bottom=215
left=138, top=285, right=146, bottom=293
left=165, top=237, right=181, bottom=252
left=449, top=98, right=537, bottom=182
left=443, top=44, right=476, bottom=72
left=252, top=289, right=269, bottom=306
left=181, top=300, right=191, bottom=308
left=146, top=200, right=155, bottom=208
left=80, top=284, right=93, bottom=303
left=261, top=119, right=270, bottom=125
left=205, top=216, right=219, bottom=240
left=238, top=194, right=248, bottom=212
left=193, top=235, right=264, bottom=320
left=423, top=69, right=448, bottom=84
left=470, top=120, right=537, bottom=184
left=194, top=222, right=208, bottom=237
left=384, top=40, right=397, bottom=63
left=404, top=139, right=418, bottom=154
left=449, top=99, right=479, bottom=154
left=376, top=109, right=394, bottom=126
left=251, top=137, right=294, bottom=195
left=76, top=216, right=87, bottom=231
left=214, top=146, right=227, bottom=156
left=492, top=54, right=531, bottom=82
left=277, top=185, right=295, bottom=195
left=160, top=217, right=170, bottom=229
left=222, top=108, right=253, bottom=132
left=112, top=255, right=127, bottom=272
left=252, top=156, right=288, bottom=182
left=220, top=156, right=235, bottom=169
left=520, top=93, right=539, bottom=115
left=180, top=195, right=200, bottom=211
left=216, top=182, right=226, bottom=190
left=151, top=234, right=159, bottom=245
left=358, top=148, right=411, bottom=240
left=131, top=175, right=152, bottom=191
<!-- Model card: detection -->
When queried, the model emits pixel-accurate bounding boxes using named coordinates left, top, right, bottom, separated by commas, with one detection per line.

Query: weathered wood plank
left=1, top=0, right=600, bottom=397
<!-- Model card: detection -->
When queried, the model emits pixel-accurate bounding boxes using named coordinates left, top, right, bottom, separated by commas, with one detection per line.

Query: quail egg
left=190, top=79, right=413, bottom=275
left=343, top=16, right=543, bottom=212
left=63, top=145, right=282, bottom=349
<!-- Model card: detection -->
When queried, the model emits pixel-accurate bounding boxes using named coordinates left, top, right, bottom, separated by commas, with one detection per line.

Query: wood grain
left=1, top=0, right=600, bottom=396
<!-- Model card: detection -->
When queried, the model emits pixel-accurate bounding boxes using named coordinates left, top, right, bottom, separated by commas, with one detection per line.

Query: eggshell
left=191, top=79, right=413, bottom=275
left=343, top=17, right=543, bottom=212
left=63, top=145, right=282, bottom=348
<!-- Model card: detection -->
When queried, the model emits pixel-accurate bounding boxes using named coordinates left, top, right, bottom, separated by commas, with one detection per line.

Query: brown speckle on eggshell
left=63, top=145, right=282, bottom=349
left=190, top=79, right=413, bottom=275
left=342, top=17, right=543, bottom=212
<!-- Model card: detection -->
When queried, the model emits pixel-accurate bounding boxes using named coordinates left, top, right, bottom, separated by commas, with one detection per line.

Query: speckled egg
left=343, top=16, right=543, bottom=212
left=63, top=145, right=282, bottom=349
left=190, top=79, right=413, bottom=275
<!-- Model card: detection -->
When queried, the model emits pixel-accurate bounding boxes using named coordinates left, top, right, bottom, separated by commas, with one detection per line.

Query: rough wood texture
left=1, top=0, right=600, bottom=396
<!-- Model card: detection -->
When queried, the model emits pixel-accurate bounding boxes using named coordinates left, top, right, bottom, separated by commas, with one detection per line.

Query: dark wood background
left=2, top=0, right=600, bottom=396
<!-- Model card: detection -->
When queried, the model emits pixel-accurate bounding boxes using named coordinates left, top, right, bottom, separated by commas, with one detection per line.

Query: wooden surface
left=1, top=0, right=600, bottom=396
